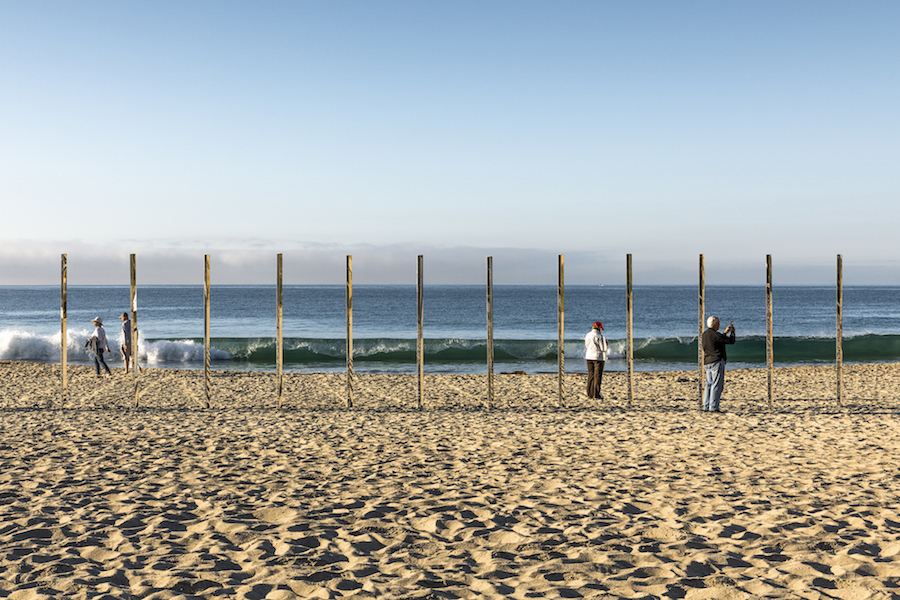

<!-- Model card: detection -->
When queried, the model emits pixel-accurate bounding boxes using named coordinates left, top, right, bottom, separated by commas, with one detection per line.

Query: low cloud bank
left=0, top=240, right=897, bottom=286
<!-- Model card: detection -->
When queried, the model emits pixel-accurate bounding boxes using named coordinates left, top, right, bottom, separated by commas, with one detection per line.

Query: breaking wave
left=3, top=330, right=897, bottom=367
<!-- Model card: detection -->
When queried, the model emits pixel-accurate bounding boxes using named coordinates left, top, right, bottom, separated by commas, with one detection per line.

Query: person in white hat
left=86, top=317, right=112, bottom=377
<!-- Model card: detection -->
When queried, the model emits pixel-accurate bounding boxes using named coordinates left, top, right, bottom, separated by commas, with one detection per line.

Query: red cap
left=593, top=322, right=603, bottom=329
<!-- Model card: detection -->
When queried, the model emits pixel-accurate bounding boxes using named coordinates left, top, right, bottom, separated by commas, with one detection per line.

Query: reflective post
left=486, top=256, right=494, bottom=408
left=276, top=254, right=284, bottom=408
left=204, top=255, right=211, bottom=408
left=131, top=254, right=140, bottom=406
left=766, top=254, right=774, bottom=407
left=417, top=255, right=424, bottom=410
left=627, top=254, right=634, bottom=405
left=346, top=255, right=353, bottom=408
left=558, top=254, right=565, bottom=407
left=836, top=254, right=843, bottom=405
left=60, top=254, right=67, bottom=406
left=698, top=254, right=705, bottom=409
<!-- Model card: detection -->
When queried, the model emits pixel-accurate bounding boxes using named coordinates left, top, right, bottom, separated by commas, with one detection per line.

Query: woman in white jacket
left=86, top=317, right=112, bottom=377
left=584, top=321, right=609, bottom=399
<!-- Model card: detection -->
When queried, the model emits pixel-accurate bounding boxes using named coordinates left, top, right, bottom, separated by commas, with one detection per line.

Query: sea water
left=1, top=285, right=899, bottom=374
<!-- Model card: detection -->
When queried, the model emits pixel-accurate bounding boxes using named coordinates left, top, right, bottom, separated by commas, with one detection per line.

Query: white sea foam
left=0, top=328, right=230, bottom=363
left=0, top=329, right=64, bottom=361
left=0, top=327, right=107, bottom=361
left=141, top=339, right=230, bottom=363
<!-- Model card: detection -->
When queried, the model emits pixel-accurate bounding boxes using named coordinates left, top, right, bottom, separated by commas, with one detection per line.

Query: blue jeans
left=703, top=360, right=725, bottom=411
left=93, top=350, right=111, bottom=375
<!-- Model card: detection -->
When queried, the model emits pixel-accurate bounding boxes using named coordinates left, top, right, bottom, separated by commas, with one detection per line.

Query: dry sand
left=1, top=361, right=899, bottom=599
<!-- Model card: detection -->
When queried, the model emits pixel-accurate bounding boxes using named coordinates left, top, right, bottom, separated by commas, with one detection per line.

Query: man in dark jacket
left=702, top=316, right=736, bottom=412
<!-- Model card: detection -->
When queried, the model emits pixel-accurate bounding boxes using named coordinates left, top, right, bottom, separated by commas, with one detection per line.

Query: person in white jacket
left=584, top=321, right=609, bottom=399
left=86, top=317, right=112, bottom=377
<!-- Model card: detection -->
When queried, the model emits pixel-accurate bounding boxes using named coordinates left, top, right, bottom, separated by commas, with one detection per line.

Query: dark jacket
left=702, top=328, right=735, bottom=364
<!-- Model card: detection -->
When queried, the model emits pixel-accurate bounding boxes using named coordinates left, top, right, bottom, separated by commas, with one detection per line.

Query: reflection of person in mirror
left=86, top=317, right=112, bottom=377
left=584, top=321, right=609, bottom=399
left=702, top=316, right=736, bottom=412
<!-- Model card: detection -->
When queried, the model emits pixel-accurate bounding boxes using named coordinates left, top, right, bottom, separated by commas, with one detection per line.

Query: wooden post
left=60, top=254, right=67, bottom=406
left=558, top=254, right=565, bottom=407
left=204, top=254, right=211, bottom=408
left=766, top=254, right=774, bottom=407
left=698, top=254, right=705, bottom=409
left=486, top=256, right=494, bottom=408
left=276, top=254, right=284, bottom=408
left=130, top=254, right=139, bottom=407
left=346, top=255, right=353, bottom=408
left=417, top=255, right=424, bottom=410
left=836, top=254, right=843, bottom=405
left=626, top=254, right=634, bottom=405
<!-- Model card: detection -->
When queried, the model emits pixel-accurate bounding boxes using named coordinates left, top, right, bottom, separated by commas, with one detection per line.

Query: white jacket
left=88, top=325, right=110, bottom=353
left=584, top=329, right=608, bottom=361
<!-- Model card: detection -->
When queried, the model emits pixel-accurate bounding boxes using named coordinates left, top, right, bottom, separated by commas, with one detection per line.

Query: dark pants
left=93, top=350, right=111, bottom=375
left=586, top=360, right=605, bottom=398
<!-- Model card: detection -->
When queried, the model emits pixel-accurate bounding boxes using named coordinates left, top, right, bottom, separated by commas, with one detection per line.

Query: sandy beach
left=2, top=361, right=899, bottom=599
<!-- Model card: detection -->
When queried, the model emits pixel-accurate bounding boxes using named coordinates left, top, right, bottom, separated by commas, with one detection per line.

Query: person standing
left=584, top=321, right=609, bottom=399
left=702, top=316, right=736, bottom=412
left=86, top=317, right=112, bottom=377
left=120, top=312, right=133, bottom=373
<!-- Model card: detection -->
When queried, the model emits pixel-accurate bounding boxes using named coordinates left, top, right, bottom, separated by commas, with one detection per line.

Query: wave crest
left=0, top=329, right=232, bottom=364
left=3, top=330, right=898, bottom=366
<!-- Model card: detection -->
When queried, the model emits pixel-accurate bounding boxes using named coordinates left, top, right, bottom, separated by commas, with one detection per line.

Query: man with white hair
left=701, top=315, right=735, bottom=412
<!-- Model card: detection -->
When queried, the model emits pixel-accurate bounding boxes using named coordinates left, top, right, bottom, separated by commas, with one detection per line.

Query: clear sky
left=2, top=1, right=898, bottom=285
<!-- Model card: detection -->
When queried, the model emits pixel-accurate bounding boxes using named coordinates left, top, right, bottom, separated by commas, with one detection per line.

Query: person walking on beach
left=702, top=316, right=736, bottom=412
left=120, top=312, right=138, bottom=373
left=86, top=317, right=112, bottom=377
left=585, top=321, right=609, bottom=399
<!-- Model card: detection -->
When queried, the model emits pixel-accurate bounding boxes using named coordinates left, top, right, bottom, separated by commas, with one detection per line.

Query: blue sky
left=1, top=1, right=898, bottom=284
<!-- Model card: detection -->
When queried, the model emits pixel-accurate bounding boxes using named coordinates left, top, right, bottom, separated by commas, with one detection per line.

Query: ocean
left=1, top=285, right=898, bottom=374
